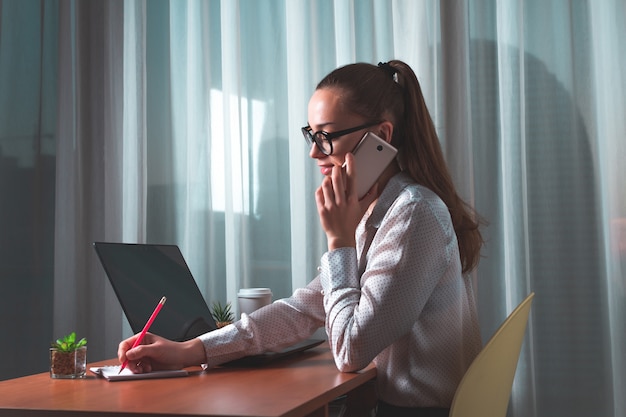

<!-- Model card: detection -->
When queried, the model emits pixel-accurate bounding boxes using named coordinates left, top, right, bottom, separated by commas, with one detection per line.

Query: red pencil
left=119, top=296, right=167, bottom=373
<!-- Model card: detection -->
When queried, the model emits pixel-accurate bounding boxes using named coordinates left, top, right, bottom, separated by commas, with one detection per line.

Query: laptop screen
left=93, top=242, right=217, bottom=341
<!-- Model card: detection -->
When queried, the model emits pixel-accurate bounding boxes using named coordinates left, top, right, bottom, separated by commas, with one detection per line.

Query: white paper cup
left=237, top=288, right=272, bottom=317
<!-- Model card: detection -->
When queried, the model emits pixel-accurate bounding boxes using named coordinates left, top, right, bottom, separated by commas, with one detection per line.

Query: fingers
left=117, top=334, right=140, bottom=363
left=315, top=158, right=362, bottom=220
left=331, top=163, right=347, bottom=202
left=320, top=175, right=334, bottom=206
left=314, top=183, right=326, bottom=213
left=316, top=175, right=336, bottom=213
left=343, top=153, right=357, bottom=200
left=319, top=165, right=347, bottom=207
left=118, top=333, right=158, bottom=374
left=118, top=332, right=155, bottom=363
left=129, top=359, right=152, bottom=374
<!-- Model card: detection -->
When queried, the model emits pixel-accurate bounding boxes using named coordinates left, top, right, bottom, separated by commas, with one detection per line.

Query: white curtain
left=2, top=0, right=625, bottom=415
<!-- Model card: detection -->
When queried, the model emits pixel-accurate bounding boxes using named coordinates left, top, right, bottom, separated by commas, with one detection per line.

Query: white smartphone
left=347, top=131, right=398, bottom=199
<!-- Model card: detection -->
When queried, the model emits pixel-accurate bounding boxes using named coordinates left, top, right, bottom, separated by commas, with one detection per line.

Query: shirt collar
left=365, top=172, right=414, bottom=229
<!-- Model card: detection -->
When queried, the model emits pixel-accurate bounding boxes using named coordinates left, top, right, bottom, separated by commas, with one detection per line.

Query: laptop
left=93, top=242, right=323, bottom=365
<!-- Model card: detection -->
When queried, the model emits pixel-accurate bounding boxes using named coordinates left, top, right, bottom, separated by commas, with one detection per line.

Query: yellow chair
left=449, top=292, right=535, bottom=417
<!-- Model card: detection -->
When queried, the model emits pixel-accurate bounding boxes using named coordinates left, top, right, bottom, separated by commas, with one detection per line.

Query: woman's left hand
left=315, top=153, right=378, bottom=251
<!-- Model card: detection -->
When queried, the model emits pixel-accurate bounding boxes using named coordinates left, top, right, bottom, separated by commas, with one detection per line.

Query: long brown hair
left=316, top=60, right=484, bottom=273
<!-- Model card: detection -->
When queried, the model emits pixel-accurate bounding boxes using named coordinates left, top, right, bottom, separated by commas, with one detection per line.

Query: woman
left=118, top=60, right=484, bottom=416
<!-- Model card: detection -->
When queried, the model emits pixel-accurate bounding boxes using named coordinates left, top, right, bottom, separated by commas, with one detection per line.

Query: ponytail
left=389, top=60, right=484, bottom=273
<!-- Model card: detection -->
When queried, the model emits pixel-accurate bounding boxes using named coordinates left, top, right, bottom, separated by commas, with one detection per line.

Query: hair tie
left=377, top=61, right=397, bottom=81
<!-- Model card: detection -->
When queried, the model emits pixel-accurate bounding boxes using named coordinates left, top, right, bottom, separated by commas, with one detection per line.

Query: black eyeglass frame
left=301, top=121, right=382, bottom=156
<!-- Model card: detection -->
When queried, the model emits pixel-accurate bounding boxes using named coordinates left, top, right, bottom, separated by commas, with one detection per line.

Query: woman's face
left=306, top=88, right=372, bottom=176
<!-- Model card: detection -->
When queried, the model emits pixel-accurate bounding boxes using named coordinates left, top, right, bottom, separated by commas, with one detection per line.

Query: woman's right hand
left=315, top=153, right=378, bottom=251
left=117, top=332, right=206, bottom=373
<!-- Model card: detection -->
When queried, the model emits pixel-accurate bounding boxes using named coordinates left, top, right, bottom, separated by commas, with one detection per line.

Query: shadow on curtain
left=471, top=38, right=608, bottom=416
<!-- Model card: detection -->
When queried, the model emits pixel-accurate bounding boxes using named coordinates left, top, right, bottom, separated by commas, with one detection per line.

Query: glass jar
left=49, top=346, right=87, bottom=379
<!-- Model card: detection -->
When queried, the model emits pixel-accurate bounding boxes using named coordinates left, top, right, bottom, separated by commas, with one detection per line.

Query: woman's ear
left=378, top=121, right=394, bottom=143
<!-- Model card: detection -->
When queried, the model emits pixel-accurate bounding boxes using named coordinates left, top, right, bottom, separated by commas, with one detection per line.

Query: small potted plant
left=50, top=332, right=87, bottom=379
left=211, top=301, right=234, bottom=328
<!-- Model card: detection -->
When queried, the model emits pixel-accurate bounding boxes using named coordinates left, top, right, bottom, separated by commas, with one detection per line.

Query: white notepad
left=90, top=365, right=188, bottom=381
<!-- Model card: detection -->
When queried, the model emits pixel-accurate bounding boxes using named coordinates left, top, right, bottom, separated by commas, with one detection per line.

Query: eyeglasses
left=301, top=121, right=381, bottom=156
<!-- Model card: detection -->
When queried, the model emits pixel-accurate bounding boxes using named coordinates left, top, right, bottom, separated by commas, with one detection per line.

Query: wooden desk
left=0, top=345, right=376, bottom=417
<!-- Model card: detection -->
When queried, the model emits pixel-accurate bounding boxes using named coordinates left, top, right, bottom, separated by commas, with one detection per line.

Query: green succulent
left=51, top=332, right=87, bottom=352
left=211, top=301, right=234, bottom=326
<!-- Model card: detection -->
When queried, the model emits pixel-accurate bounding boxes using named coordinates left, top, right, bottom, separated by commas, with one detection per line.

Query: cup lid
left=237, top=287, right=272, bottom=296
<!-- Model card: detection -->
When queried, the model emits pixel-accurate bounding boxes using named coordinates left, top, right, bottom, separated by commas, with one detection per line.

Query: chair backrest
left=449, top=292, right=535, bottom=417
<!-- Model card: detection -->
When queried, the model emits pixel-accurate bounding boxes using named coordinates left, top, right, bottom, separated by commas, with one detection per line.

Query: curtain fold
left=121, top=0, right=147, bottom=242
left=1, top=2, right=625, bottom=416
left=54, top=0, right=126, bottom=364
left=589, top=1, right=626, bottom=414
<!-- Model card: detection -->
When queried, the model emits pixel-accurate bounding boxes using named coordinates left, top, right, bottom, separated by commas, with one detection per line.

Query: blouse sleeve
left=198, top=277, right=326, bottom=367
left=320, top=192, right=456, bottom=372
